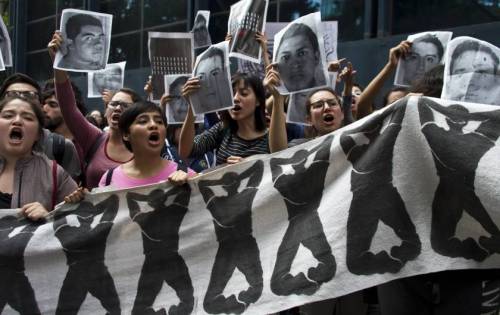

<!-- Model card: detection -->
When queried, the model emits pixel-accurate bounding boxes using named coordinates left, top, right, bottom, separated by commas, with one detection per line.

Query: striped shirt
left=191, top=122, right=270, bottom=166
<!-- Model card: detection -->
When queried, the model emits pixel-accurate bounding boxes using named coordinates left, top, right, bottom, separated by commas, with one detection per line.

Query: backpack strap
left=51, top=160, right=58, bottom=210
left=176, top=160, right=188, bottom=173
left=105, top=167, right=116, bottom=186
left=52, top=133, right=66, bottom=166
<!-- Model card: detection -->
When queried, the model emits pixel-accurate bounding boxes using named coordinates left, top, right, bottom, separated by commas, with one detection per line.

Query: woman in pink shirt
left=98, top=101, right=195, bottom=189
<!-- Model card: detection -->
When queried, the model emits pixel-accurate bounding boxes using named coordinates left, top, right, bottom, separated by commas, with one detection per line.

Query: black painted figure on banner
left=126, top=185, right=194, bottom=315
left=270, top=135, right=336, bottom=296
left=192, top=14, right=211, bottom=48
left=275, top=23, right=325, bottom=92
left=53, top=195, right=120, bottom=315
left=341, top=103, right=421, bottom=275
left=168, top=76, right=190, bottom=123
left=0, top=216, right=41, bottom=314
left=199, top=160, right=264, bottom=314
left=418, top=98, right=500, bottom=261
left=60, top=14, right=105, bottom=70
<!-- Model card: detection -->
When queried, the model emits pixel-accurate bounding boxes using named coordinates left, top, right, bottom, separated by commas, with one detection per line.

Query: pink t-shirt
left=98, top=161, right=196, bottom=189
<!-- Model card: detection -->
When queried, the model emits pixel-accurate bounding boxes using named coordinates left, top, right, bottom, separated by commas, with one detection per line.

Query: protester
left=179, top=72, right=269, bottom=166
left=0, top=95, right=77, bottom=216
left=0, top=73, right=81, bottom=179
left=49, top=31, right=141, bottom=188
left=355, top=41, right=411, bottom=117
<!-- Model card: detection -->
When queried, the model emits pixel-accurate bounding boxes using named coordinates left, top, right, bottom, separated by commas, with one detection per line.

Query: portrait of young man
left=55, top=10, right=112, bottom=71
left=192, top=11, right=211, bottom=49
left=191, top=43, right=233, bottom=114
left=445, top=38, right=500, bottom=105
left=89, top=62, right=124, bottom=97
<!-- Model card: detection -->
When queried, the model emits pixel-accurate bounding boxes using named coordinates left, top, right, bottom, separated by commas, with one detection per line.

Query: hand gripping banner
left=1, top=96, right=499, bottom=314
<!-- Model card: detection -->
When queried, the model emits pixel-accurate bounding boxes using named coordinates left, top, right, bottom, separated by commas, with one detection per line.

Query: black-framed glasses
left=108, top=101, right=132, bottom=109
left=310, top=99, right=339, bottom=110
left=4, top=90, right=39, bottom=100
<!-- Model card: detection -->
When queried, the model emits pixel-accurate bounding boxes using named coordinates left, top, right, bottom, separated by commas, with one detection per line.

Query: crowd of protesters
left=0, top=9, right=498, bottom=314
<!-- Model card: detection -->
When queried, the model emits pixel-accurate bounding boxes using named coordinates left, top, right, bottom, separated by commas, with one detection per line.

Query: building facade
left=6, top=0, right=500, bottom=109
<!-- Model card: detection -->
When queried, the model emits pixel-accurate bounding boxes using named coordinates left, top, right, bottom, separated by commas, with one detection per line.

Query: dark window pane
left=209, top=12, right=230, bottom=44
left=141, top=23, right=188, bottom=68
left=143, top=0, right=187, bottom=28
left=278, top=0, right=320, bottom=21
left=57, top=0, right=84, bottom=12
left=209, top=0, right=239, bottom=12
left=27, top=18, right=57, bottom=51
left=97, top=0, right=141, bottom=34
left=392, top=1, right=500, bottom=35
left=28, top=1, right=56, bottom=21
left=109, top=32, right=141, bottom=69
left=26, top=51, right=53, bottom=81
left=321, top=0, right=364, bottom=41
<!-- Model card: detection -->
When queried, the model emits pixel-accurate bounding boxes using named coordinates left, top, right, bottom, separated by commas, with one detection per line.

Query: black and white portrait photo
left=228, top=0, right=269, bottom=63
left=394, top=31, right=452, bottom=87
left=164, top=74, right=203, bottom=124
left=190, top=41, right=234, bottom=115
left=287, top=92, right=310, bottom=125
left=0, top=17, right=12, bottom=67
left=192, top=10, right=212, bottom=49
left=148, top=32, right=194, bottom=101
left=54, top=9, right=112, bottom=72
left=87, top=61, right=125, bottom=98
left=273, top=12, right=329, bottom=94
left=442, top=36, right=500, bottom=105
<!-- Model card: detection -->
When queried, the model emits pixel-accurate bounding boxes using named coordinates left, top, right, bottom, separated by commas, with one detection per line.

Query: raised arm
left=339, top=62, right=356, bottom=125
left=238, top=160, right=264, bottom=188
left=99, top=194, right=119, bottom=223
left=356, top=41, right=411, bottom=119
left=265, top=64, right=288, bottom=153
left=164, top=185, right=191, bottom=207
left=48, top=31, right=103, bottom=156
left=179, top=77, right=200, bottom=159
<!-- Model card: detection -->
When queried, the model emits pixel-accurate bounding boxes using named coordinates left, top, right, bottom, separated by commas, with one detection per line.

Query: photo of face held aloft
left=54, top=9, right=113, bottom=72
left=87, top=61, right=125, bottom=98
left=442, top=37, right=500, bottom=105
left=273, top=12, right=328, bottom=94
left=164, top=75, right=204, bottom=124
left=395, top=31, right=452, bottom=87
left=192, top=11, right=212, bottom=49
left=0, top=17, right=12, bottom=67
left=190, top=42, right=234, bottom=115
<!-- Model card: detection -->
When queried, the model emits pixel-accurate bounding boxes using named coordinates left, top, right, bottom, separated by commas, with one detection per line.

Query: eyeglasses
left=4, top=90, right=39, bottom=99
left=108, top=101, right=132, bottom=109
left=310, top=99, right=339, bottom=110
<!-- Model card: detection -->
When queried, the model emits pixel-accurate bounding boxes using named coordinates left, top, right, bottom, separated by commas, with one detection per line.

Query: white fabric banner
left=2, top=96, right=499, bottom=315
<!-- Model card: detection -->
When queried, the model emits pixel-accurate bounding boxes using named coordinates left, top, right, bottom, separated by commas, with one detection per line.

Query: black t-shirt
left=0, top=191, right=12, bottom=209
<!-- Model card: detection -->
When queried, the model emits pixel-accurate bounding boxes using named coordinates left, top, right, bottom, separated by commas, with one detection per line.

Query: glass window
left=278, top=0, right=320, bottom=21
left=143, top=0, right=187, bottom=28
left=141, top=23, right=188, bottom=68
left=57, top=0, right=84, bottom=13
left=27, top=18, right=57, bottom=51
left=28, top=2, right=56, bottom=21
left=109, top=32, right=141, bottom=69
left=26, top=51, right=54, bottom=81
left=392, top=1, right=500, bottom=35
left=97, top=0, right=141, bottom=34
left=321, top=0, right=364, bottom=41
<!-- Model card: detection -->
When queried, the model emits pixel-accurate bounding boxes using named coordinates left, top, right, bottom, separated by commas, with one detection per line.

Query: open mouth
left=9, top=128, right=24, bottom=142
left=231, top=104, right=242, bottom=112
left=111, top=113, right=121, bottom=123
left=323, top=114, right=334, bottom=123
left=149, top=133, right=160, bottom=142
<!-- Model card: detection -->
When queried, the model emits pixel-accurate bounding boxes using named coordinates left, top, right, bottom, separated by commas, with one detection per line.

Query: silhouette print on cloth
left=341, top=102, right=421, bottom=275
left=199, top=160, right=264, bottom=314
left=53, top=194, right=120, bottom=315
left=0, top=215, right=42, bottom=314
left=270, top=135, right=337, bottom=296
left=126, top=185, right=194, bottom=315
left=419, top=98, right=500, bottom=261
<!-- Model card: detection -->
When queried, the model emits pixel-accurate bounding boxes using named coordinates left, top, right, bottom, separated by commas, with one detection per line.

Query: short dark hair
left=119, top=101, right=166, bottom=152
left=0, top=73, right=42, bottom=103
left=410, top=64, right=444, bottom=97
left=220, top=72, right=266, bottom=134
left=65, top=14, right=103, bottom=40
left=117, top=87, right=143, bottom=103
left=276, top=23, right=320, bottom=57
left=383, top=86, right=408, bottom=106
left=168, top=76, right=188, bottom=96
left=450, top=40, right=499, bottom=75
left=0, top=95, right=45, bottom=148
left=43, top=78, right=87, bottom=115
left=414, top=34, right=444, bottom=61
left=194, top=14, right=207, bottom=27
left=197, top=46, right=225, bottom=71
